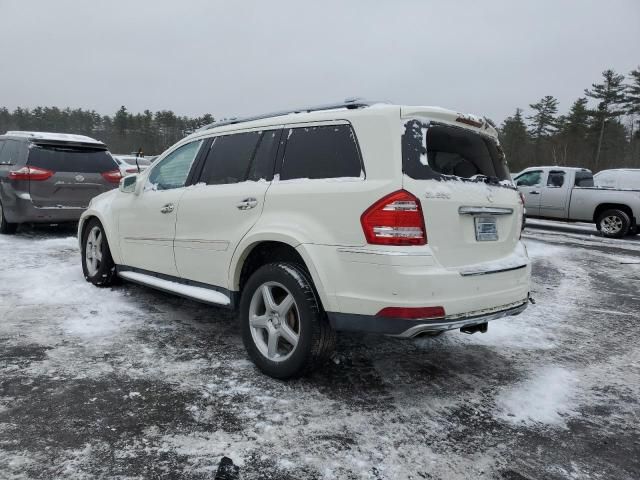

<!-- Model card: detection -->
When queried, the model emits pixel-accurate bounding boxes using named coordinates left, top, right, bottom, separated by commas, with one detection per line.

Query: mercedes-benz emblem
left=486, top=193, right=494, bottom=203
left=75, top=175, right=85, bottom=182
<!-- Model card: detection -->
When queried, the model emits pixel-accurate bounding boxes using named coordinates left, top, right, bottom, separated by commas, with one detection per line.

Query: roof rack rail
left=195, top=98, right=379, bottom=132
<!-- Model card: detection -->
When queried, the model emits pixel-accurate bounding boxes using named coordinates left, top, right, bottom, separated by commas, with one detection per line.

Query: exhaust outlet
left=460, top=322, right=488, bottom=335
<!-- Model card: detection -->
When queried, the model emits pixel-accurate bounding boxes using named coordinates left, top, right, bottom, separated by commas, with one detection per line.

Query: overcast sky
left=1, top=0, right=638, bottom=124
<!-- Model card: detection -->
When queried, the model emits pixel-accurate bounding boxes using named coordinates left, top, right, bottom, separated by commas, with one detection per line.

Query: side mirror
left=119, top=174, right=138, bottom=193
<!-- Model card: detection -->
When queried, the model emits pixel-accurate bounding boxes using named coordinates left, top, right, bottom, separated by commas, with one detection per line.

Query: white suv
left=79, top=100, right=531, bottom=379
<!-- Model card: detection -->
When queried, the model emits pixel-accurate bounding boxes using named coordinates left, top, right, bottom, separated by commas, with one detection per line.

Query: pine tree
left=499, top=108, right=530, bottom=172
left=527, top=95, right=559, bottom=138
left=526, top=96, right=558, bottom=164
left=585, top=69, right=626, bottom=168
left=624, top=66, right=640, bottom=116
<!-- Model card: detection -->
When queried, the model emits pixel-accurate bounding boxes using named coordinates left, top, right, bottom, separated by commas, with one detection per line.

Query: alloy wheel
left=85, top=226, right=103, bottom=277
left=249, top=281, right=301, bottom=362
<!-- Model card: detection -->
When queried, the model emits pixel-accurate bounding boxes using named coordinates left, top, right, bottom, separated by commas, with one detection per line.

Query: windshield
left=402, top=120, right=511, bottom=183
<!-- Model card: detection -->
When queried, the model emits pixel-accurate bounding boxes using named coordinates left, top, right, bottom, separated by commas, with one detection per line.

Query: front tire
left=0, top=200, right=18, bottom=234
left=81, top=219, right=117, bottom=286
left=240, top=262, right=335, bottom=379
left=597, top=209, right=630, bottom=238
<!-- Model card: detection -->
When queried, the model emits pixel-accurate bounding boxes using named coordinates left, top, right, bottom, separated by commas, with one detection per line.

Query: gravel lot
left=1, top=223, right=639, bottom=479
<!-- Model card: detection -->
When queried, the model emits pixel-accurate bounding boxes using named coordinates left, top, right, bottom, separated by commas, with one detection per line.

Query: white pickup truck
left=514, top=166, right=640, bottom=238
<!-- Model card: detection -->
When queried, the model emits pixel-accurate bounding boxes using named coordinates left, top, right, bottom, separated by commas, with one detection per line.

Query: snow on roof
left=4, top=131, right=105, bottom=145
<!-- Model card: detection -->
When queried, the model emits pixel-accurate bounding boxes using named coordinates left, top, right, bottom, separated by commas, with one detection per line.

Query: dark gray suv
left=0, top=131, right=120, bottom=234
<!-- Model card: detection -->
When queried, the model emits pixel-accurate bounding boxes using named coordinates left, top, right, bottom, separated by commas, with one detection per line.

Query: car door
left=116, top=139, right=204, bottom=276
left=515, top=170, right=544, bottom=216
left=539, top=170, right=570, bottom=219
left=174, top=129, right=281, bottom=288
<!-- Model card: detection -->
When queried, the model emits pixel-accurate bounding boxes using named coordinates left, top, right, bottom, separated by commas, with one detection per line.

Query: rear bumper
left=327, top=299, right=528, bottom=337
left=2, top=195, right=84, bottom=224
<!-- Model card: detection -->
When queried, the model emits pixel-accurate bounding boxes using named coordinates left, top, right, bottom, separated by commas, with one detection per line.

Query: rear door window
left=280, top=124, right=362, bottom=180
left=402, top=121, right=510, bottom=182
left=546, top=171, right=565, bottom=188
left=248, top=130, right=280, bottom=181
left=27, top=144, right=114, bottom=172
left=199, top=131, right=261, bottom=185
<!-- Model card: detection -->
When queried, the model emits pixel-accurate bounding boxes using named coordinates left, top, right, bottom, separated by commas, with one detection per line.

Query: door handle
left=529, top=191, right=540, bottom=195
left=236, top=198, right=258, bottom=210
left=160, top=203, right=175, bottom=214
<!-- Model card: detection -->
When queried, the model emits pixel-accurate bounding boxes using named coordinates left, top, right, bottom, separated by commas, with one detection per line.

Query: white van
left=78, top=100, right=531, bottom=378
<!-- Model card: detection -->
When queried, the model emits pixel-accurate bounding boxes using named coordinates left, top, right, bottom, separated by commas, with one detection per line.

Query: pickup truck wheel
left=81, top=219, right=117, bottom=286
left=597, top=209, right=630, bottom=238
left=0, top=200, right=18, bottom=234
left=240, top=262, right=335, bottom=379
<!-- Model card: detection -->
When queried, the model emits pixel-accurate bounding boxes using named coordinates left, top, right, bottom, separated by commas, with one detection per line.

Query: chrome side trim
left=392, top=300, right=528, bottom=338
left=459, top=206, right=514, bottom=215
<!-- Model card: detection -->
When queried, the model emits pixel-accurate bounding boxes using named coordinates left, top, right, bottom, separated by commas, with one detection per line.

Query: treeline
left=0, top=106, right=214, bottom=155
left=2, top=67, right=639, bottom=171
left=500, top=67, right=640, bottom=173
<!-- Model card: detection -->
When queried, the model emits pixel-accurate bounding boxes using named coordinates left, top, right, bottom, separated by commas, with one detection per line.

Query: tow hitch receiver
left=461, top=322, right=488, bottom=335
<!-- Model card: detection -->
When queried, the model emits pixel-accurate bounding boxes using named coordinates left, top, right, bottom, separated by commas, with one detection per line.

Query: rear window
left=122, top=157, right=151, bottom=166
left=280, top=124, right=362, bottom=180
left=28, top=144, right=115, bottom=173
left=402, top=121, right=510, bottom=182
left=574, top=171, right=594, bottom=187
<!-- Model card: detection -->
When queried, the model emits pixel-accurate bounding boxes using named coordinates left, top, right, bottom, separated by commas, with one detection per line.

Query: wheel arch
left=593, top=203, right=634, bottom=224
left=230, top=234, right=336, bottom=312
left=78, top=211, right=122, bottom=264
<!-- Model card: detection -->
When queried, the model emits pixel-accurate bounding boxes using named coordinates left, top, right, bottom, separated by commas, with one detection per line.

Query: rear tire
left=240, top=262, right=335, bottom=379
left=597, top=209, right=630, bottom=238
left=0, top=200, right=18, bottom=234
left=81, top=218, right=117, bottom=286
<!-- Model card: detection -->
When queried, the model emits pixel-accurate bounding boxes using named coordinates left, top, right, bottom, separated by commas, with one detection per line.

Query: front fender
left=78, top=192, right=122, bottom=264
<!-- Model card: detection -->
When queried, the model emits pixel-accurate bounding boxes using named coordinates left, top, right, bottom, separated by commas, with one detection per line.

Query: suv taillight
left=360, top=190, right=427, bottom=245
left=8, top=166, right=54, bottom=181
left=101, top=169, right=122, bottom=184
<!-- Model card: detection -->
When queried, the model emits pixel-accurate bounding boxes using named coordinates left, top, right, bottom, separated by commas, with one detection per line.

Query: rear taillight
left=377, top=306, right=446, bottom=319
left=360, top=190, right=427, bottom=245
left=8, top=166, right=54, bottom=181
left=101, top=169, right=122, bottom=184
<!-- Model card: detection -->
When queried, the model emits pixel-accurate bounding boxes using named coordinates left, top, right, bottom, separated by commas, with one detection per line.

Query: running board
left=118, top=270, right=231, bottom=306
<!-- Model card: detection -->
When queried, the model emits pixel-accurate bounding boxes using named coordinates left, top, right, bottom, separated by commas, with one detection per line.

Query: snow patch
left=496, top=366, right=578, bottom=426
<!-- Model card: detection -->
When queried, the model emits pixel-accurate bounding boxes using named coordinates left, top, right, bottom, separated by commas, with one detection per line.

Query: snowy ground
left=0, top=222, right=639, bottom=480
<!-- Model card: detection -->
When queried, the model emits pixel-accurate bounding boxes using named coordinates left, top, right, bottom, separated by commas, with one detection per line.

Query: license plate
left=475, top=216, right=498, bottom=241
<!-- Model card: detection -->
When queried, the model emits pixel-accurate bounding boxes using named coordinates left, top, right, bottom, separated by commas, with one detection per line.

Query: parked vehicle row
left=111, top=155, right=151, bottom=176
left=0, top=131, right=121, bottom=233
left=78, top=100, right=531, bottom=379
left=514, top=166, right=640, bottom=238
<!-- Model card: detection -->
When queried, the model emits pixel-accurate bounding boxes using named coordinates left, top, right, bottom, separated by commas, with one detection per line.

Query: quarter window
left=147, top=140, right=202, bottom=191
left=515, top=171, right=542, bottom=187
left=0, top=140, right=21, bottom=165
left=200, top=132, right=261, bottom=185
left=280, top=124, right=362, bottom=180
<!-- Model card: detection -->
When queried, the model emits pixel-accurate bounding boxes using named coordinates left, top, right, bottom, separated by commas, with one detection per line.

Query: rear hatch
left=401, top=109, right=523, bottom=268
left=27, top=142, right=119, bottom=209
